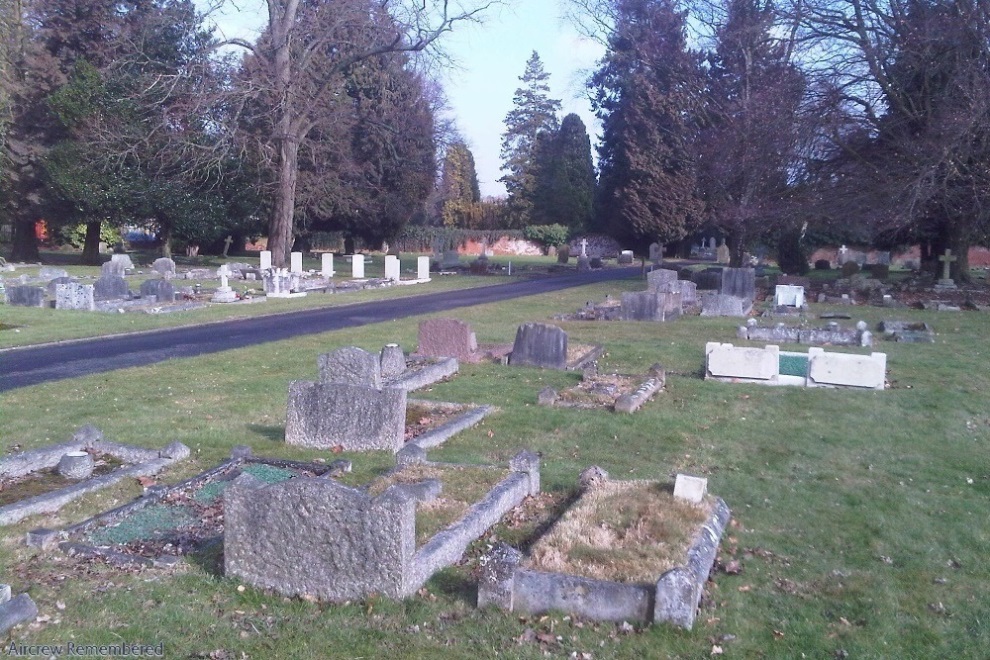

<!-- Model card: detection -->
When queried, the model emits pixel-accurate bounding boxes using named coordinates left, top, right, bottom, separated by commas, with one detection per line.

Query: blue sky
left=204, top=1, right=604, bottom=198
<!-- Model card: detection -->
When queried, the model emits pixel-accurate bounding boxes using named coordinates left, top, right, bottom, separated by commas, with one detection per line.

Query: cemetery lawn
left=1, top=276, right=988, bottom=658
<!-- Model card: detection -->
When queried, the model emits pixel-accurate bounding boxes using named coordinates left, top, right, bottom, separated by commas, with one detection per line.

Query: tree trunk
left=267, top=135, right=299, bottom=268
left=81, top=221, right=102, bottom=265
left=9, top=218, right=39, bottom=262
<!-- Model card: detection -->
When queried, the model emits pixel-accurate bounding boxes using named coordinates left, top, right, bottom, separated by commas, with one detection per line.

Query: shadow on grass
left=247, top=424, right=285, bottom=443
left=428, top=567, right=478, bottom=606
left=186, top=538, right=225, bottom=578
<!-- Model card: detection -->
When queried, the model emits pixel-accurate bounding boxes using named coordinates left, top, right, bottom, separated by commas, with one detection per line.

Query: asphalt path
left=0, top=267, right=639, bottom=392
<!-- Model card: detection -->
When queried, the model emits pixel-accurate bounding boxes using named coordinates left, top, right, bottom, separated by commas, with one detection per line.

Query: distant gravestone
left=110, top=254, right=134, bottom=270
left=351, top=254, right=365, bottom=279
left=417, top=256, right=430, bottom=281
left=617, top=250, right=634, bottom=265
left=774, top=285, right=805, bottom=308
left=100, top=260, right=126, bottom=277
left=647, top=269, right=679, bottom=292
left=140, top=279, right=175, bottom=303
left=649, top=242, right=662, bottom=264
left=441, top=250, right=460, bottom=268
left=284, top=381, right=406, bottom=451
left=290, top=252, right=303, bottom=274
left=777, top=275, right=811, bottom=289
left=620, top=291, right=668, bottom=321
left=45, top=276, right=75, bottom=297
left=720, top=267, right=756, bottom=301
left=93, top=275, right=130, bottom=301
left=38, top=267, right=68, bottom=280
left=6, top=285, right=46, bottom=307
left=679, top=280, right=698, bottom=305
left=152, top=258, right=176, bottom=278
left=384, top=255, right=400, bottom=282
left=321, top=253, right=335, bottom=278
left=55, top=282, right=95, bottom=310
left=701, top=294, right=749, bottom=317
left=716, top=241, right=731, bottom=264
left=260, top=250, right=272, bottom=270
left=380, top=344, right=406, bottom=379
left=417, top=318, right=477, bottom=361
left=317, top=346, right=382, bottom=388
left=509, top=323, right=568, bottom=370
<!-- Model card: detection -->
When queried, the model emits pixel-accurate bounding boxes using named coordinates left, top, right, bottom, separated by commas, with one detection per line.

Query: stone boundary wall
left=477, top=497, right=730, bottom=629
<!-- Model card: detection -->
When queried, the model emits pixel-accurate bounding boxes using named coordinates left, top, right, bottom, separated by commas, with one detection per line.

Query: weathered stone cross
left=580, top=238, right=588, bottom=257
left=939, top=249, right=957, bottom=281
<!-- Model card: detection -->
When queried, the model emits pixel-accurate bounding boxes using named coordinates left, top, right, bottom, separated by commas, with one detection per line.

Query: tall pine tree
left=591, top=0, right=703, bottom=251
left=531, top=113, right=596, bottom=231
left=499, top=51, right=561, bottom=227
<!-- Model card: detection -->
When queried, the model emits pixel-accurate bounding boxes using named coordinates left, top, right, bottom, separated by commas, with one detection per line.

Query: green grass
left=1, top=273, right=989, bottom=658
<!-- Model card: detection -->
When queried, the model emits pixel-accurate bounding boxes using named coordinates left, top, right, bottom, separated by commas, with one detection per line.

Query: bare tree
left=218, top=0, right=497, bottom=267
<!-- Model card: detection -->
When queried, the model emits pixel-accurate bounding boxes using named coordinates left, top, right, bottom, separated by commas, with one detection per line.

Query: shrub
left=841, top=261, right=861, bottom=277
left=814, top=259, right=831, bottom=270
left=523, top=225, right=570, bottom=255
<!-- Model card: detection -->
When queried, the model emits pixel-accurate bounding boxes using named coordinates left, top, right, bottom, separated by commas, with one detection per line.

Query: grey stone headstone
left=224, top=476, right=415, bottom=601
left=679, top=280, right=698, bottom=305
left=93, top=275, right=130, bottom=301
left=55, top=282, right=95, bottom=311
left=46, top=276, right=76, bottom=296
left=647, top=269, right=679, bottom=292
left=101, top=260, right=126, bottom=277
left=39, top=266, right=68, bottom=280
left=111, top=253, right=135, bottom=270
left=152, top=258, right=176, bottom=278
left=510, top=323, right=568, bottom=370
left=0, top=592, right=39, bottom=634
left=317, top=346, right=382, bottom=388
left=700, top=294, right=750, bottom=317
left=140, top=279, right=175, bottom=302
left=380, top=344, right=406, bottom=379
left=6, top=285, right=46, bottom=307
left=416, top=318, right=478, bottom=361
left=621, top=291, right=666, bottom=321
left=285, top=381, right=406, bottom=451
left=720, top=267, right=756, bottom=301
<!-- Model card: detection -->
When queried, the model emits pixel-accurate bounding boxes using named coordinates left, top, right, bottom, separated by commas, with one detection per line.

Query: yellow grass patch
left=526, top=480, right=713, bottom=583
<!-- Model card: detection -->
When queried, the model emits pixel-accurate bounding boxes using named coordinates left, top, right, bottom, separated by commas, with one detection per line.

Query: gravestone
left=224, top=475, right=415, bottom=600
left=321, top=253, right=335, bottom=278
left=152, top=258, right=176, bottom=278
left=936, top=249, right=957, bottom=288
left=701, top=294, right=749, bottom=317
left=580, top=238, right=589, bottom=257
left=211, top=265, right=237, bottom=303
left=621, top=291, right=678, bottom=322
left=673, top=474, right=707, bottom=504
left=417, top=318, right=477, bottom=361
left=317, top=346, right=383, bottom=388
left=110, top=254, right=134, bottom=270
left=384, top=255, right=401, bottom=282
left=647, top=269, right=679, bottom=292
left=39, top=267, right=68, bottom=280
left=55, top=283, right=95, bottom=311
left=284, top=381, right=406, bottom=451
left=45, top=276, right=75, bottom=297
left=693, top=269, right=721, bottom=290
left=140, top=279, right=175, bottom=303
left=706, top=343, right=779, bottom=381
left=774, top=285, right=805, bottom=308
left=716, top=241, right=730, bottom=264
left=100, top=260, right=126, bottom=277
left=6, top=285, right=46, bottom=307
left=93, top=275, right=130, bottom=301
left=649, top=242, right=662, bottom=264
left=351, top=254, right=365, bottom=279
left=510, top=323, right=568, bottom=370
left=290, top=252, right=303, bottom=274
left=720, top=267, right=756, bottom=301
left=838, top=245, right=849, bottom=264
left=417, top=255, right=430, bottom=281
left=679, top=281, right=698, bottom=305
left=260, top=250, right=272, bottom=270
left=380, top=344, right=405, bottom=379
left=441, top=250, right=460, bottom=268
left=617, top=250, right=634, bottom=265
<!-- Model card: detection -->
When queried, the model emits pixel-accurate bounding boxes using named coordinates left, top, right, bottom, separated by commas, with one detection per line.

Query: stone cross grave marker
left=938, top=249, right=957, bottom=285
left=223, top=235, right=234, bottom=257
left=838, top=245, right=849, bottom=264
left=580, top=238, right=588, bottom=257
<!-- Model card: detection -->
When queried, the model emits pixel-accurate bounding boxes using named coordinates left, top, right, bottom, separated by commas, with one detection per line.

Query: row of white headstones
left=254, top=251, right=430, bottom=282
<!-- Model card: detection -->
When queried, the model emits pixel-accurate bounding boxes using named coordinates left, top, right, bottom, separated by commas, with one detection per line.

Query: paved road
left=0, top=267, right=639, bottom=392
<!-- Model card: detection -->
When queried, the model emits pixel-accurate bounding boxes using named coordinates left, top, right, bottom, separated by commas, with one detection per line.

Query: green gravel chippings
left=779, top=354, right=809, bottom=377
left=193, top=463, right=300, bottom=504
left=87, top=504, right=198, bottom=546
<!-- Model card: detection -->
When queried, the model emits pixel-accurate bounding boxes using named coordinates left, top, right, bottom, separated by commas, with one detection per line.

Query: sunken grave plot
left=34, top=450, right=343, bottom=566
left=537, top=364, right=665, bottom=414
left=507, top=323, right=603, bottom=371
left=0, top=425, right=190, bottom=527
left=705, top=342, right=887, bottom=389
left=224, top=447, right=541, bottom=602
left=285, top=346, right=489, bottom=452
left=478, top=469, right=730, bottom=630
